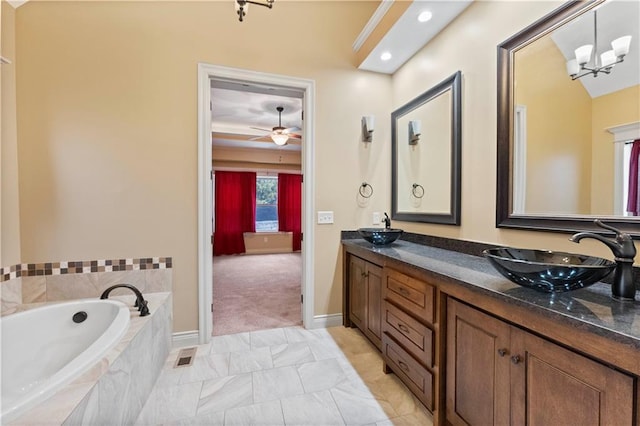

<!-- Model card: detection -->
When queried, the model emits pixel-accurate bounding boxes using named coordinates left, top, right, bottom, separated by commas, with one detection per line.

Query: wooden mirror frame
left=496, top=0, right=640, bottom=236
left=392, top=70, right=462, bottom=225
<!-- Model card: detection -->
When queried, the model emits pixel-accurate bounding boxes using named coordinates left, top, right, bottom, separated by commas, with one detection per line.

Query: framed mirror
left=392, top=71, right=462, bottom=225
left=497, top=0, right=640, bottom=236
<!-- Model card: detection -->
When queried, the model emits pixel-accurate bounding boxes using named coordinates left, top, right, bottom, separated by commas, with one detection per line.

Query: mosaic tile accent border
left=1, top=257, right=172, bottom=282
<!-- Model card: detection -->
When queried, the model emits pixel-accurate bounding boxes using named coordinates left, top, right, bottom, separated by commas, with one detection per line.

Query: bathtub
left=1, top=299, right=130, bottom=423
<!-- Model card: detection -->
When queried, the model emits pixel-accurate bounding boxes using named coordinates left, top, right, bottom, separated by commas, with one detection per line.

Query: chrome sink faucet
left=570, top=220, right=637, bottom=301
left=383, top=213, right=391, bottom=229
left=100, top=284, right=150, bottom=316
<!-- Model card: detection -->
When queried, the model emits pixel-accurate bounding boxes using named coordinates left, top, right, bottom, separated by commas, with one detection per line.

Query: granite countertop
left=343, top=238, right=640, bottom=350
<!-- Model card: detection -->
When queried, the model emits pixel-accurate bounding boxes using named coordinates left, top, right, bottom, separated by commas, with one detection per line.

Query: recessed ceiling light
left=380, top=52, right=392, bottom=61
left=418, top=10, right=433, bottom=23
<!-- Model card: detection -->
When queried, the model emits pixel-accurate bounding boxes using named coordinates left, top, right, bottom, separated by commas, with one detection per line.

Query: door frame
left=197, top=63, right=315, bottom=344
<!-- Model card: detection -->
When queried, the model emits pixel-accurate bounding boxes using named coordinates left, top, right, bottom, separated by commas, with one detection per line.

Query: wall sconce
left=362, top=116, right=374, bottom=142
left=409, top=120, right=421, bottom=145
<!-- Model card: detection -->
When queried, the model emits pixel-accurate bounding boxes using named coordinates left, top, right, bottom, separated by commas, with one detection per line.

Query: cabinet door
left=365, top=263, right=383, bottom=348
left=446, top=299, right=511, bottom=426
left=510, top=329, right=634, bottom=426
left=349, top=256, right=366, bottom=330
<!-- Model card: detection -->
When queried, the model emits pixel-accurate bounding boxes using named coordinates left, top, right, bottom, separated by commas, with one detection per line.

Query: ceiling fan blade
left=284, top=127, right=301, bottom=133
left=249, top=126, right=273, bottom=132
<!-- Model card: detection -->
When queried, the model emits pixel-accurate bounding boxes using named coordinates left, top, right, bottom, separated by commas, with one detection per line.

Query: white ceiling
left=550, top=0, right=639, bottom=98
left=211, top=81, right=303, bottom=152
left=357, top=0, right=473, bottom=74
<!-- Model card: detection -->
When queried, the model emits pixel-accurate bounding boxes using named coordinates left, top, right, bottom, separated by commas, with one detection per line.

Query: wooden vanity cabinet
left=446, top=299, right=635, bottom=426
left=381, top=267, right=437, bottom=411
left=347, top=254, right=383, bottom=349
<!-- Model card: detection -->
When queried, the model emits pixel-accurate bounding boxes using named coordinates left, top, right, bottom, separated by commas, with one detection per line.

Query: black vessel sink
left=357, top=228, right=403, bottom=246
left=483, top=247, right=616, bottom=293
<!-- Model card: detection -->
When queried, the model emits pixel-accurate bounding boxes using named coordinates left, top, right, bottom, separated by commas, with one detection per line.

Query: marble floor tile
left=224, top=400, right=284, bottom=425
left=331, top=380, right=397, bottom=425
left=179, top=352, right=231, bottom=384
left=210, top=333, right=251, bottom=354
left=153, top=381, right=203, bottom=424
left=250, top=328, right=287, bottom=348
left=198, top=373, right=254, bottom=414
left=252, top=365, right=304, bottom=403
left=280, top=390, right=345, bottom=426
left=228, top=347, right=273, bottom=374
left=297, top=358, right=347, bottom=393
left=138, top=326, right=432, bottom=426
left=165, top=410, right=225, bottom=426
left=271, top=342, right=315, bottom=368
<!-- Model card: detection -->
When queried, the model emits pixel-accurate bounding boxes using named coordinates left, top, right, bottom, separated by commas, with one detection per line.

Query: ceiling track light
left=566, top=9, right=632, bottom=80
left=235, top=0, right=275, bottom=22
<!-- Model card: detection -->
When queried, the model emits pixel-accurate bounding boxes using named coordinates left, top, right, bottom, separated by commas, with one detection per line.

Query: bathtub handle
left=100, top=284, right=150, bottom=317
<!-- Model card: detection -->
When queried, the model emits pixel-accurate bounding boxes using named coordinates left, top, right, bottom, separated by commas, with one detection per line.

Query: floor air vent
left=173, top=347, right=197, bottom=368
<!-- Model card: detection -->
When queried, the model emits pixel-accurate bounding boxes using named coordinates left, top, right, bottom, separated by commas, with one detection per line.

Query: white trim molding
left=197, top=63, right=316, bottom=345
left=311, top=314, right=344, bottom=329
left=172, top=331, right=200, bottom=349
left=352, top=0, right=394, bottom=51
left=607, top=122, right=640, bottom=142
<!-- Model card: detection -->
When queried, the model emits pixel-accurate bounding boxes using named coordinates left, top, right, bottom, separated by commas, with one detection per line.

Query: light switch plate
left=317, top=211, right=334, bottom=224
left=372, top=212, right=381, bottom=225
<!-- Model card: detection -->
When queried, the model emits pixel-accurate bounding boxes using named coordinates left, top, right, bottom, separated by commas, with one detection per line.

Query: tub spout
left=569, top=219, right=637, bottom=301
left=100, top=284, right=150, bottom=316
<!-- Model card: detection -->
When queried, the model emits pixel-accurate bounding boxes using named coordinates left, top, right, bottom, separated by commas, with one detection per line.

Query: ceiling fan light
left=612, top=35, right=631, bottom=57
left=575, top=44, right=593, bottom=65
left=271, top=133, right=289, bottom=145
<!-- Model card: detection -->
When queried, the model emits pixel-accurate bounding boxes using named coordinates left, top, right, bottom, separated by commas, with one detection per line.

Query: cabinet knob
left=497, top=348, right=508, bottom=357
left=511, top=355, right=522, bottom=365
left=398, top=287, right=409, bottom=295
left=398, top=360, right=409, bottom=371
left=361, top=272, right=369, bottom=278
left=398, top=323, right=409, bottom=333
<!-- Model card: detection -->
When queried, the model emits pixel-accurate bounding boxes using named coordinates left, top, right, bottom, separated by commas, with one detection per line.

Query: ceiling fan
left=250, top=106, right=301, bottom=146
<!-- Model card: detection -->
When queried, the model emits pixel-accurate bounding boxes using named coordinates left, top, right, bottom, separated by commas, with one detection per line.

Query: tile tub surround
left=8, top=292, right=172, bottom=425
left=135, top=326, right=433, bottom=425
left=0, top=257, right=172, bottom=315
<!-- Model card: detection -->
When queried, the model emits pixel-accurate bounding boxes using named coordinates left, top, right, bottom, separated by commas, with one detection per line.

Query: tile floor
left=135, top=326, right=433, bottom=425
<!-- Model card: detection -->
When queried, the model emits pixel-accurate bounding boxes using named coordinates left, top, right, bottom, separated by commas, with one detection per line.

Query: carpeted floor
left=212, top=253, right=302, bottom=336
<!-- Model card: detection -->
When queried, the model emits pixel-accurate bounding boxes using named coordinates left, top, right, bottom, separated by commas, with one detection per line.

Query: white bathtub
left=1, top=299, right=130, bottom=423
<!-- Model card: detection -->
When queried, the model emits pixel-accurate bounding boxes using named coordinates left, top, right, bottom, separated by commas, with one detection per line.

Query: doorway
left=197, top=64, right=315, bottom=344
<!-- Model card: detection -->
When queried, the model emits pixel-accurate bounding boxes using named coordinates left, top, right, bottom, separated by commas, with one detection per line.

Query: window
left=256, top=176, right=278, bottom=231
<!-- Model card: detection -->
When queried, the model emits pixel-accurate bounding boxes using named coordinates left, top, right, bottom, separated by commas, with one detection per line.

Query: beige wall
left=11, top=1, right=390, bottom=332
left=591, top=85, right=640, bottom=214
left=1, top=1, right=21, bottom=267
left=9, top=0, right=636, bottom=334
left=390, top=0, right=629, bottom=260
left=213, top=146, right=301, bottom=171
left=514, top=35, right=592, bottom=215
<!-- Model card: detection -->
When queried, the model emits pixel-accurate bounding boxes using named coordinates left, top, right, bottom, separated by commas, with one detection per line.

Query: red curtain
left=278, top=173, right=302, bottom=251
left=214, top=171, right=256, bottom=255
left=627, top=139, right=640, bottom=216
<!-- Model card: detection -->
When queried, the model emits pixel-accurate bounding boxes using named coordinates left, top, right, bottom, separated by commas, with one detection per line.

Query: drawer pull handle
left=398, top=360, right=409, bottom=371
left=398, top=323, right=409, bottom=333
left=497, top=348, right=507, bottom=357
left=398, top=287, right=410, bottom=295
left=361, top=272, right=369, bottom=278
left=511, top=355, right=522, bottom=365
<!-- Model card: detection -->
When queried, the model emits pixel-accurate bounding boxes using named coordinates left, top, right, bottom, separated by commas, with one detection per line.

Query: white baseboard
left=311, top=313, right=343, bottom=329
left=172, top=330, right=200, bottom=348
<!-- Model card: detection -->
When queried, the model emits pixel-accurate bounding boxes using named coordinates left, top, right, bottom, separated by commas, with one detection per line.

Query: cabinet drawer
left=383, top=301, right=433, bottom=368
left=383, top=333, right=433, bottom=410
left=384, top=268, right=434, bottom=323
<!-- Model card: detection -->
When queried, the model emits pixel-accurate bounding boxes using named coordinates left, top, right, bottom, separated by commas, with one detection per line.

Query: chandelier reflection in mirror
left=235, top=0, right=275, bottom=22
left=566, top=9, right=632, bottom=80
